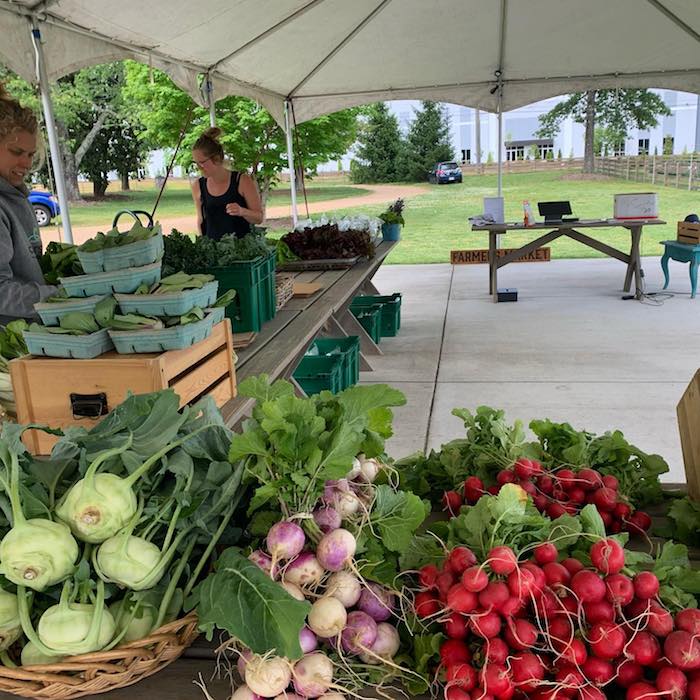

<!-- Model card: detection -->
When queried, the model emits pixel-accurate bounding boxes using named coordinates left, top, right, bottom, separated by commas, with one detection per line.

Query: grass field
left=270, top=170, right=698, bottom=264
left=59, top=177, right=369, bottom=227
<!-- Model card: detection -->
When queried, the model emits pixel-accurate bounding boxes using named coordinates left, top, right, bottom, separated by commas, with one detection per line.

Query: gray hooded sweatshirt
left=0, top=176, right=57, bottom=325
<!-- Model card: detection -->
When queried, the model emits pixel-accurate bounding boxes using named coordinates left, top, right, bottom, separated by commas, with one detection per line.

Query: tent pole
left=284, top=100, right=298, bottom=226
left=497, top=91, right=503, bottom=196
left=206, top=74, right=216, bottom=127
left=30, top=21, right=73, bottom=244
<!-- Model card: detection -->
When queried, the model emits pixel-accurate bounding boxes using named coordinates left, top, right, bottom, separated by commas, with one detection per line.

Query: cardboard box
left=10, top=321, right=237, bottom=455
left=677, top=221, right=700, bottom=245
left=614, top=193, right=659, bottom=220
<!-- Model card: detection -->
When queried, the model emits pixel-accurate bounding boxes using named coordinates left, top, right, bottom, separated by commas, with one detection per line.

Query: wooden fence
left=596, top=155, right=699, bottom=191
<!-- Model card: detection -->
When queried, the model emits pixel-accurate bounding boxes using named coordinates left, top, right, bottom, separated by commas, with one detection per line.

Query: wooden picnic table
left=471, top=218, right=666, bottom=301
left=220, top=240, right=397, bottom=427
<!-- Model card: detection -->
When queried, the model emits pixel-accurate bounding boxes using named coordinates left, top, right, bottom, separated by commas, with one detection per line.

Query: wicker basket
left=275, top=273, right=294, bottom=311
left=0, top=613, right=199, bottom=700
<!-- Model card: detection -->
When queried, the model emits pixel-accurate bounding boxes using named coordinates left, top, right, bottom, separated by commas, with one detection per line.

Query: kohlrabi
left=56, top=424, right=217, bottom=544
left=18, top=579, right=115, bottom=657
left=0, top=442, right=78, bottom=591
left=109, top=595, right=157, bottom=643
left=21, top=642, right=63, bottom=666
left=0, top=589, right=21, bottom=651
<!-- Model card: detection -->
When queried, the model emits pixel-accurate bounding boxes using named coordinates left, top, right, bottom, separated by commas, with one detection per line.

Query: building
left=388, top=90, right=700, bottom=165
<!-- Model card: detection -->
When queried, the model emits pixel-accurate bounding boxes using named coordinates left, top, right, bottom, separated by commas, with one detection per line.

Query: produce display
left=163, top=230, right=272, bottom=276
left=0, top=374, right=697, bottom=700
left=0, top=390, right=243, bottom=665
left=281, top=223, right=375, bottom=261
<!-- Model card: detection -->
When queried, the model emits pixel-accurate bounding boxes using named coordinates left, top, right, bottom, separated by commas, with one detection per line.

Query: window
left=538, top=144, right=554, bottom=159
left=638, top=138, right=650, bottom=155
left=663, top=136, right=674, bottom=155
left=440, top=162, right=460, bottom=171
left=506, top=145, right=525, bottom=161
left=611, top=142, right=625, bottom=156
left=461, top=149, right=471, bottom=163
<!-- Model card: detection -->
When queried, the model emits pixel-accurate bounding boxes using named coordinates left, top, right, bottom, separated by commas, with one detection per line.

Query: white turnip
left=284, top=552, right=325, bottom=587
left=359, top=622, right=400, bottom=664
left=307, top=597, right=347, bottom=638
left=245, top=655, right=292, bottom=698
left=326, top=571, right=361, bottom=608
left=292, top=652, right=334, bottom=697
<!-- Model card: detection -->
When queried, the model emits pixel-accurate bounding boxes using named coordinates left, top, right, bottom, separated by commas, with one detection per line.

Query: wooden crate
left=10, top=321, right=237, bottom=455
left=677, top=221, right=700, bottom=245
left=677, top=368, right=700, bottom=501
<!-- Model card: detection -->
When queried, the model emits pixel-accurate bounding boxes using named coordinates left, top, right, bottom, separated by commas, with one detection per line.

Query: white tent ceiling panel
left=293, top=0, right=500, bottom=98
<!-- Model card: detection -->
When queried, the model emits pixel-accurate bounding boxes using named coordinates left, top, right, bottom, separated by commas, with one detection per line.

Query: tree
left=1, top=63, right=149, bottom=200
left=403, top=101, right=454, bottom=181
left=122, top=62, right=359, bottom=206
left=537, top=89, right=671, bottom=173
left=350, top=103, right=404, bottom=183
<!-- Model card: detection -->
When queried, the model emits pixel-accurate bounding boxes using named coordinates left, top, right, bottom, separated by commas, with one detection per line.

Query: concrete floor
left=362, top=256, right=700, bottom=482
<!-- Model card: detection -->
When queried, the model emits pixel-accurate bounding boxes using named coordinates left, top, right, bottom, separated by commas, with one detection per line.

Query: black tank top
left=199, top=172, right=252, bottom=240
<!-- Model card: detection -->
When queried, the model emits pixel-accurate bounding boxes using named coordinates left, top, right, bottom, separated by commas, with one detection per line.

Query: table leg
left=690, top=260, right=698, bottom=299
left=661, top=253, right=670, bottom=290
left=488, top=232, right=497, bottom=299
left=630, top=226, right=643, bottom=299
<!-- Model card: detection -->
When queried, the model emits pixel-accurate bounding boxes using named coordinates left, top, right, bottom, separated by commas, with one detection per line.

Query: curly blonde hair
left=0, top=82, right=38, bottom=144
left=193, top=126, right=224, bottom=163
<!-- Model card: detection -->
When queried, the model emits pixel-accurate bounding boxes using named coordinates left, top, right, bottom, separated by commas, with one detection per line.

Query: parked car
left=28, top=190, right=60, bottom=227
left=429, top=162, right=463, bottom=184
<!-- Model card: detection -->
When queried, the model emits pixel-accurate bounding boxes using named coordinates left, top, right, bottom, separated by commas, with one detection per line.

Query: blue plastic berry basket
left=77, top=228, right=164, bottom=274
left=60, top=262, right=162, bottom=298
left=23, top=328, right=114, bottom=359
left=114, top=281, right=218, bottom=317
left=33, top=295, right=110, bottom=326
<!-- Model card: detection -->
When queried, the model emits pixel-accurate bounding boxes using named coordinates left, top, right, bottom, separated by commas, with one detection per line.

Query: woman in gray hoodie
left=0, top=83, right=57, bottom=325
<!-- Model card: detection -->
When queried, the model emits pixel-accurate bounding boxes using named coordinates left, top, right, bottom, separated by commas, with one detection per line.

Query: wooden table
left=471, top=219, right=666, bottom=301
left=220, top=241, right=397, bottom=427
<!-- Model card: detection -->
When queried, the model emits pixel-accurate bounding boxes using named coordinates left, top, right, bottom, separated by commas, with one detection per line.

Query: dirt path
left=41, top=183, right=429, bottom=246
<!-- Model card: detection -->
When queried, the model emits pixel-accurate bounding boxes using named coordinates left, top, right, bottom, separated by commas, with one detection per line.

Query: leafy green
left=658, top=497, right=700, bottom=547
left=107, top=314, right=164, bottom=331
left=212, top=289, right=236, bottom=308
left=59, top=312, right=99, bottom=334
left=188, top=548, right=310, bottom=659
left=151, top=272, right=215, bottom=294
left=370, top=485, right=429, bottom=553
left=94, top=296, right=118, bottom=328
left=39, top=242, right=83, bottom=284
left=78, top=221, right=159, bottom=252
left=230, top=376, right=405, bottom=517
left=399, top=531, right=448, bottom=571
left=0, top=321, right=28, bottom=369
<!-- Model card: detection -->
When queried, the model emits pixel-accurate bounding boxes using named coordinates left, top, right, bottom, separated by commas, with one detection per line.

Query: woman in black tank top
left=190, top=128, right=264, bottom=240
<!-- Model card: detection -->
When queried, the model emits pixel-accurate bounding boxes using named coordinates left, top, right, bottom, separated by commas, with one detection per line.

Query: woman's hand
left=226, top=203, right=244, bottom=217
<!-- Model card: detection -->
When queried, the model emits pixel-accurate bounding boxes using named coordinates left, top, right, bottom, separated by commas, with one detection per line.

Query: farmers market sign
left=450, top=248, right=551, bottom=264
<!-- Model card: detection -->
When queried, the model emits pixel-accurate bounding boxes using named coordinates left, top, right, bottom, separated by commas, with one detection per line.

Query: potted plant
left=378, top=198, right=405, bottom=241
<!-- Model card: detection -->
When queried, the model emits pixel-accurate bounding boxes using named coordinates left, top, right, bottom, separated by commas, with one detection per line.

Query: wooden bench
left=220, top=241, right=397, bottom=427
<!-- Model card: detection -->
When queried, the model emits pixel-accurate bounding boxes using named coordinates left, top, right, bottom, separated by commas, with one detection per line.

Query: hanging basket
left=0, top=613, right=199, bottom=700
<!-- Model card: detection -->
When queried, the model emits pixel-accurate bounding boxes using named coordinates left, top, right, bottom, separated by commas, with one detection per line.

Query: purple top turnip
left=267, top=521, right=306, bottom=561
left=357, top=583, right=394, bottom=622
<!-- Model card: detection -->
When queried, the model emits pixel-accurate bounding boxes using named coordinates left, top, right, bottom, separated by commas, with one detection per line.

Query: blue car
left=28, top=189, right=60, bottom=227
left=428, top=162, right=463, bottom=185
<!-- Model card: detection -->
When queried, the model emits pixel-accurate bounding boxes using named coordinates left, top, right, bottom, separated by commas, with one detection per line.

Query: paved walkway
left=364, top=256, right=696, bottom=483
left=41, top=183, right=428, bottom=246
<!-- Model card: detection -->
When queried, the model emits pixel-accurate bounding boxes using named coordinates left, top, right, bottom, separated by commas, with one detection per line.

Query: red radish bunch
left=442, top=459, right=651, bottom=534
left=416, top=537, right=700, bottom=700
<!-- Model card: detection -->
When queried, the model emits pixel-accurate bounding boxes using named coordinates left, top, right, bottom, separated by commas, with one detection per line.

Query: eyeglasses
left=195, top=157, right=211, bottom=168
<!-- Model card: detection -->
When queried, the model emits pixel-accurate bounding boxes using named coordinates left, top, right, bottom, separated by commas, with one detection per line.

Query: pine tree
left=350, top=103, right=404, bottom=183
left=403, top=101, right=454, bottom=181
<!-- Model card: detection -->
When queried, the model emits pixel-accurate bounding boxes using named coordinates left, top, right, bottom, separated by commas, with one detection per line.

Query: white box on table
left=613, top=193, right=659, bottom=220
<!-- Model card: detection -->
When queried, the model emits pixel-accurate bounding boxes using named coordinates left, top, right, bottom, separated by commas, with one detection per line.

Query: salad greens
left=39, top=242, right=83, bottom=284
left=0, top=321, right=28, bottom=370
left=79, top=222, right=160, bottom=252
left=134, top=272, right=215, bottom=295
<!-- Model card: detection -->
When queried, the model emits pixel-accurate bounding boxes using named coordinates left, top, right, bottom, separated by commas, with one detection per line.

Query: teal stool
left=661, top=240, right=700, bottom=298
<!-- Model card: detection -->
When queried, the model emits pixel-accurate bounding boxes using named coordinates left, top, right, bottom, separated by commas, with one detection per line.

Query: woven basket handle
left=111, top=209, right=155, bottom=231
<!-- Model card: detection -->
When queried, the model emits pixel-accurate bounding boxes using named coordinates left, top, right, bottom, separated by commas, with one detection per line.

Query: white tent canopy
left=1, top=0, right=699, bottom=238
left=2, top=0, right=699, bottom=126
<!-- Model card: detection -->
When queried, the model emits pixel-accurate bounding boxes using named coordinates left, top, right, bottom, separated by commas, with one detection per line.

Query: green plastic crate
left=293, top=355, right=344, bottom=395
left=260, top=251, right=277, bottom=323
left=351, top=304, right=382, bottom=344
left=210, top=256, right=267, bottom=333
left=308, top=336, right=360, bottom=389
left=350, top=293, right=402, bottom=337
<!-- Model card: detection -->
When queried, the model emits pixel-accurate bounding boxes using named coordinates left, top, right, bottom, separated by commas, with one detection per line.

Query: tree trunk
left=583, top=90, right=596, bottom=174
left=62, top=152, right=82, bottom=202
left=294, top=164, right=304, bottom=194
left=75, top=109, right=113, bottom=169
left=92, top=175, right=108, bottom=197
left=260, top=177, right=272, bottom=212
left=120, top=172, right=130, bottom=191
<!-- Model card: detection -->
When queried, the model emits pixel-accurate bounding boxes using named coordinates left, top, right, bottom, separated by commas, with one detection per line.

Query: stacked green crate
left=211, top=251, right=277, bottom=333
left=293, top=355, right=344, bottom=395
left=308, top=336, right=360, bottom=389
left=350, top=304, right=382, bottom=343
left=350, top=293, right=401, bottom=337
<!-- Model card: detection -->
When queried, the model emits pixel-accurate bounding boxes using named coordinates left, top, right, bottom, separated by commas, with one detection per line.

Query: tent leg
left=30, top=22, right=73, bottom=244
left=207, top=75, right=216, bottom=127
left=497, top=100, right=503, bottom=197
left=284, top=100, right=298, bottom=227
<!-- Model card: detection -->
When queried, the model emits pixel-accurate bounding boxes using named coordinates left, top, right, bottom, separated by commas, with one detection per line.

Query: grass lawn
left=58, top=177, right=370, bottom=227
left=267, top=170, right=697, bottom=265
